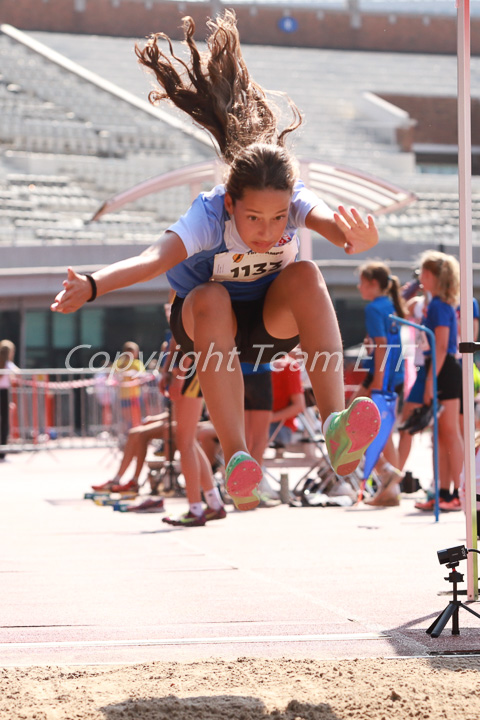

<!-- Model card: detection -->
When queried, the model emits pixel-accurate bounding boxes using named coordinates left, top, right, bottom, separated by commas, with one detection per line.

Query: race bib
left=211, top=238, right=298, bottom=283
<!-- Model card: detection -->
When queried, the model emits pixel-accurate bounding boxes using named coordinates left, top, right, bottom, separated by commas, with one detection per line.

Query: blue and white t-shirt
left=166, top=181, right=325, bottom=300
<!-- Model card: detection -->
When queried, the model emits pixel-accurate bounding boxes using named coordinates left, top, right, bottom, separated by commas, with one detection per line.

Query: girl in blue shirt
left=358, top=262, right=405, bottom=398
left=356, top=261, right=406, bottom=505
left=414, top=251, right=463, bottom=512
left=51, top=11, right=380, bottom=511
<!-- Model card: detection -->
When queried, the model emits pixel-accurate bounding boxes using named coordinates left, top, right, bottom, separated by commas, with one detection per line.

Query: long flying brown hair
left=135, top=10, right=302, bottom=195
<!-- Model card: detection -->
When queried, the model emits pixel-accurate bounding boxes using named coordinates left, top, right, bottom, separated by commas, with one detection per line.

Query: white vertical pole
left=457, top=0, right=478, bottom=600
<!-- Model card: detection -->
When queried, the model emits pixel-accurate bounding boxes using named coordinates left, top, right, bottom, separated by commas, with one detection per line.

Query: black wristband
left=83, top=273, right=97, bottom=303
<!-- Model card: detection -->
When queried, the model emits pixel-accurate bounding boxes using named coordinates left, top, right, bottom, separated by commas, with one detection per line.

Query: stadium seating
left=0, top=26, right=479, bottom=264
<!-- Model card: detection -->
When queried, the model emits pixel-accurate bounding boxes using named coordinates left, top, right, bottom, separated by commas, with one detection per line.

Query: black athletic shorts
left=170, top=293, right=299, bottom=364
left=425, top=354, right=462, bottom=403
left=243, top=371, right=273, bottom=411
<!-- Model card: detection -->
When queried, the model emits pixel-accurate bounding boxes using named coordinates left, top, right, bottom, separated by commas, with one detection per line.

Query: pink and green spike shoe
left=324, top=397, right=381, bottom=477
left=225, top=451, right=263, bottom=511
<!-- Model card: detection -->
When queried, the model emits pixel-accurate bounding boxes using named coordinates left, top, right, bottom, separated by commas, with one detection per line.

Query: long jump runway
left=1, top=441, right=479, bottom=666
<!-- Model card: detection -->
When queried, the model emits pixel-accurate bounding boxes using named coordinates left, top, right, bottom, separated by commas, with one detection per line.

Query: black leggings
left=0, top=388, right=9, bottom=458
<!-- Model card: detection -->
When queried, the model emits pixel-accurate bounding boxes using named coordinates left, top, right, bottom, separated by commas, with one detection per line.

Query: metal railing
left=0, top=369, right=164, bottom=453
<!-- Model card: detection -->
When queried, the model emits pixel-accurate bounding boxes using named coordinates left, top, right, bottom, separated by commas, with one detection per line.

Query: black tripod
left=426, top=562, right=480, bottom=638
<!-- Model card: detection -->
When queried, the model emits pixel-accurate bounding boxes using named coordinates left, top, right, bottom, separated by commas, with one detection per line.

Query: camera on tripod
left=427, top=544, right=480, bottom=638
left=437, top=545, right=468, bottom=566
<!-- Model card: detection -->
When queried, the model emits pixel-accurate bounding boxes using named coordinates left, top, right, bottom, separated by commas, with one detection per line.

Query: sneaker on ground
left=204, top=506, right=227, bottom=522
left=125, top=497, right=165, bottom=513
left=365, top=467, right=403, bottom=507
left=439, top=497, right=462, bottom=512
left=110, top=479, right=139, bottom=494
left=91, top=480, right=116, bottom=492
left=414, top=497, right=435, bottom=511
left=162, top=510, right=207, bottom=527
left=324, top=398, right=381, bottom=477
left=364, top=480, right=401, bottom=507
left=225, top=451, right=263, bottom=511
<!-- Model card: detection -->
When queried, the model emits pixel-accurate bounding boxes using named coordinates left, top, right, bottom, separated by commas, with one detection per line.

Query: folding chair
left=264, top=407, right=372, bottom=504
left=264, top=409, right=331, bottom=496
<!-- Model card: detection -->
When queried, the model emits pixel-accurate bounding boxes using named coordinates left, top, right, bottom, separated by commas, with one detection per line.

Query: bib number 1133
left=230, top=260, right=283, bottom=279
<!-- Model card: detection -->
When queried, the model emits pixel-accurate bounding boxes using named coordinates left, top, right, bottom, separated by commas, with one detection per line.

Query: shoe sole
left=226, top=456, right=263, bottom=511
left=330, top=399, right=381, bottom=476
left=232, top=490, right=261, bottom=512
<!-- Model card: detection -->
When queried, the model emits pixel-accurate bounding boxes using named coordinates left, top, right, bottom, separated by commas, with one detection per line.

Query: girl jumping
left=51, top=11, right=381, bottom=511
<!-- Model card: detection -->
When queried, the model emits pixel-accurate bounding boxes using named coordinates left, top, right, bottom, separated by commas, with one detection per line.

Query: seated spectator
left=91, top=410, right=172, bottom=495
left=92, top=365, right=226, bottom=527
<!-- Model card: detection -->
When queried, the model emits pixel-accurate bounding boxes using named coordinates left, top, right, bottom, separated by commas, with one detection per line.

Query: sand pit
left=1, top=656, right=479, bottom=719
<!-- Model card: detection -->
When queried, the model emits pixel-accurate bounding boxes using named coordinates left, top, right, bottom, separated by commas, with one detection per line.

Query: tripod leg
left=452, top=604, right=459, bottom=635
left=427, top=602, right=458, bottom=638
left=459, top=603, right=480, bottom=622
left=426, top=607, right=449, bottom=636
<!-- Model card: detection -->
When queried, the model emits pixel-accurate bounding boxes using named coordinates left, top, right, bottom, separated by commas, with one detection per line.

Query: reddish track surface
left=1, top=433, right=479, bottom=667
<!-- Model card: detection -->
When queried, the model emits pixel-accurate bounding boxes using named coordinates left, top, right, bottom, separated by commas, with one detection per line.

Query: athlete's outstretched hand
left=51, top=267, right=92, bottom=314
left=333, top=205, right=379, bottom=255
